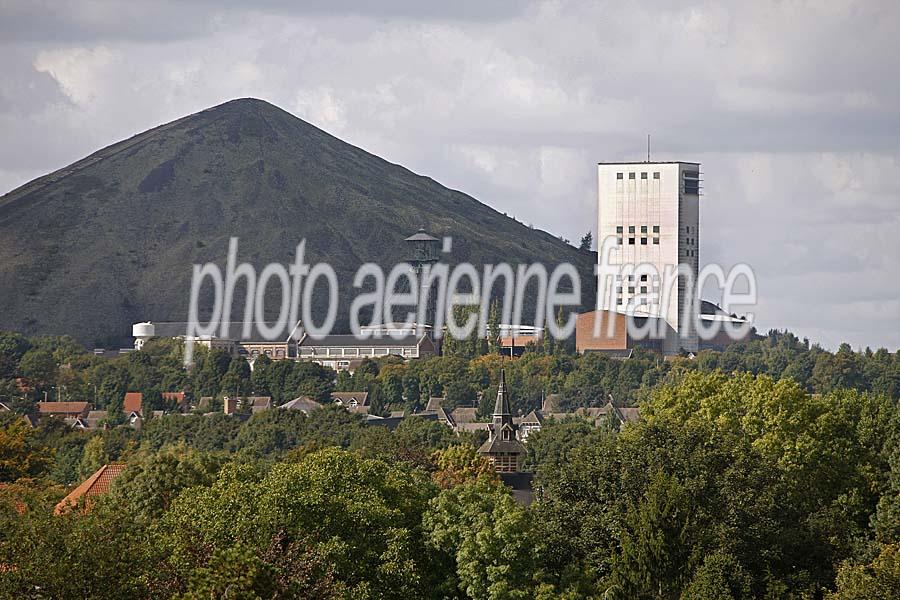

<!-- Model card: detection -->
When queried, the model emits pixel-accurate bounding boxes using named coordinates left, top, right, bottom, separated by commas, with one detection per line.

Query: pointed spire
left=493, top=369, right=511, bottom=419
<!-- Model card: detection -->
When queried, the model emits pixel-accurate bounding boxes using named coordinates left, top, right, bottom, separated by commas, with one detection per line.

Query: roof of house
left=455, top=422, right=491, bottom=432
left=162, top=391, right=186, bottom=403
left=425, top=397, right=445, bottom=411
left=37, top=401, right=90, bottom=415
left=54, top=464, right=126, bottom=515
left=123, top=392, right=142, bottom=413
left=331, top=391, right=369, bottom=405
left=518, top=410, right=544, bottom=426
left=280, top=396, right=323, bottom=413
left=250, top=396, right=272, bottom=407
left=450, top=407, right=478, bottom=423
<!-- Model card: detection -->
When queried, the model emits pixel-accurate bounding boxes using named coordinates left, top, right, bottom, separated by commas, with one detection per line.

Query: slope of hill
left=0, top=98, right=595, bottom=346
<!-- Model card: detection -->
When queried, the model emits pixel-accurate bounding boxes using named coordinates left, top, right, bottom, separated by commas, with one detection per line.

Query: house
left=123, top=392, right=143, bottom=414
left=37, top=402, right=90, bottom=419
left=297, top=333, right=436, bottom=371
left=280, top=396, right=323, bottom=414
left=477, top=370, right=527, bottom=473
left=54, top=464, right=126, bottom=515
left=331, top=391, right=370, bottom=414
left=162, top=391, right=188, bottom=412
left=250, top=396, right=272, bottom=414
left=71, top=410, right=109, bottom=430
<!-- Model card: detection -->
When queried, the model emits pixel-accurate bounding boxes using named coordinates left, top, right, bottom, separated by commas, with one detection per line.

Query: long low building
left=296, top=333, right=437, bottom=370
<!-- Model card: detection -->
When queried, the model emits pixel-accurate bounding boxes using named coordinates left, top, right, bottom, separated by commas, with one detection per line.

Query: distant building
left=280, top=396, right=323, bottom=413
left=298, top=333, right=436, bottom=371
left=37, top=402, right=90, bottom=419
left=477, top=370, right=526, bottom=473
left=597, top=161, right=702, bottom=354
left=131, top=321, right=295, bottom=360
left=331, top=391, right=370, bottom=414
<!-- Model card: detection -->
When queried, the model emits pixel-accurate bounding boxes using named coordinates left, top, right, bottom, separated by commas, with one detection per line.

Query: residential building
left=37, top=401, right=90, bottom=419
left=54, top=464, right=126, bottom=515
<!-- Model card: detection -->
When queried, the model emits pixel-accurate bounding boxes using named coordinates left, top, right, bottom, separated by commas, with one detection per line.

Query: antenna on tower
left=647, top=134, right=651, bottom=162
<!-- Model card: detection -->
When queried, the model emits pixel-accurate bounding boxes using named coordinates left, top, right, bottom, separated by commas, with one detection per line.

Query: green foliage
left=0, top=420, right=53, bottom=481
left=424, top=477, right=536, bottom=599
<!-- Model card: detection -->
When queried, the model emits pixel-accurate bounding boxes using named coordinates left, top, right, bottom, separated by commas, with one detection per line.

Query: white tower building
left=597, top=161, right=701, bottom=354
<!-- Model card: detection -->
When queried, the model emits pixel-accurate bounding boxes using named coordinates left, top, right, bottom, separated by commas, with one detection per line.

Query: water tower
left=404, top=229, right=440, bottom=333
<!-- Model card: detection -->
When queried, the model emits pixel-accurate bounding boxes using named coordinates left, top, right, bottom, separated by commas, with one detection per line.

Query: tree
left=424, top=477, right=536, bottom=599
left=579, top=231, right=593, bottom=251
left=827, top=544, right=900, bottom=600
left=0, top=420, right=53, bottom=481
left=18, top=348, right=57, bottom=388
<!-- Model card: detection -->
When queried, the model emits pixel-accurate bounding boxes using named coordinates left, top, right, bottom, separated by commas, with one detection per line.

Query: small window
left=641, top=225, right=647, bottom=233
left=640, top=275, right=648, bottom=282
left=617, top=172, right=624, bottom=180
left=616, top=236, right=622, bottom=245
left=641, top=172, right=648, bottom=179
left=628, top=237, right=635, bottom=245
left=628, top=286, right=635, bottom=294
left=641, top=237, right=648, bottom=245
left=653, top=238, right=660, bottom=245
left=641, top=286, right=648, bottom=293
left=653, top=225, right=660, bottom=233
left=653, top=172, right=660, bottom=179
left=629, top=172, right=636, bottom=179
left=616, top=225, right=623, bottom=233
left=629, top=226, right=635, bottom=233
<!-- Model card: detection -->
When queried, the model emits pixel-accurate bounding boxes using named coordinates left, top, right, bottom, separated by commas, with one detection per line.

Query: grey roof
left=299, top=333, right=424, bottom=348
left=281, top=396, right=323, bottom=413
left=147, top=321, right=299, bottom=342
left=404, top=228, right=439, bottom=242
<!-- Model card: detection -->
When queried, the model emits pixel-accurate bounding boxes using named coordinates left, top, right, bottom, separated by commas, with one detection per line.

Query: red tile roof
left=37, top=401, right=90, bottom=416
left=54, top=464, right=126, bottom=515
left=124, top=392, right=142, bottom=414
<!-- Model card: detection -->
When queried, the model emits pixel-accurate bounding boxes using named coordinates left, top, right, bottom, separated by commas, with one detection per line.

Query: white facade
left=597, top=162, right=701, bottom=353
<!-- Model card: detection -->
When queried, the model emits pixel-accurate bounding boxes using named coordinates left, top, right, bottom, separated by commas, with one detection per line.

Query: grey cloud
left=0, top=0, right=899, bottom=350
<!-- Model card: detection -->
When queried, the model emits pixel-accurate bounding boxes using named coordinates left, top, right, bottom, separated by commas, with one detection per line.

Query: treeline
left=1, top=372, right=897, bottom=598
left=1, top=329, right=899, bottom=422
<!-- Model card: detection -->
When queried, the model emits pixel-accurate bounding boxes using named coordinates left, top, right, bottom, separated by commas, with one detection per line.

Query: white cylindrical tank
left=133, top=322, right=155, bottom=338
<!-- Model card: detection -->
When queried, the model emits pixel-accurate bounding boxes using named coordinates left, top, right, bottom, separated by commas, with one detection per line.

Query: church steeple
left=478, top=368, right=526, bottom=472
left=492, top=369, right=512, bottom=429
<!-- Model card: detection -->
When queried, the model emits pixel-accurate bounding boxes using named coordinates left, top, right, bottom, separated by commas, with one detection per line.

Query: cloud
left=0, top=0, right=898, bottom=350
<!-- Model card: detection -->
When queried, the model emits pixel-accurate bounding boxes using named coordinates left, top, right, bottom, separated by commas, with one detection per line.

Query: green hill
left=0, top=98, right=595, bottom=346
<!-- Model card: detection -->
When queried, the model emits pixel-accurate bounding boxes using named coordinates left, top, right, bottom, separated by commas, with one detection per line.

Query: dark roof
left=499, top=472, right=535, bottom=505
left=493, top=369, right=512, bottom=418
left=331, top=391, right=369, bottom=405
left=299, top=333, right=425, bottom=348
left=146, top=321, right=299, bottom=342
left=280, top=396, right=323, bottom=412
left=404, top=228, right=439, bottom=242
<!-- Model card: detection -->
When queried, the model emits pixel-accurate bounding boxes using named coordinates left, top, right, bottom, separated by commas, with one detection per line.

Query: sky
left=1, top=0, right=899, bottom=350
